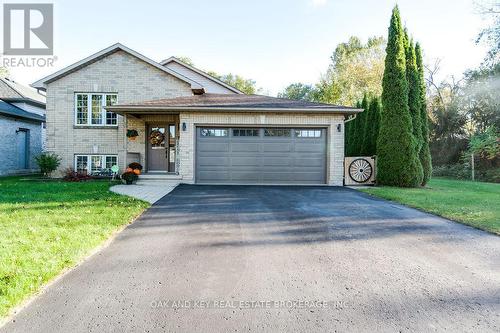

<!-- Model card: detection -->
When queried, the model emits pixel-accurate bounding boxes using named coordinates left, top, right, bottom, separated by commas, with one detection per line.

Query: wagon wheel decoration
left=149, top=130, right=165, bottom=145
left=348, top=158, right=373, bottom=183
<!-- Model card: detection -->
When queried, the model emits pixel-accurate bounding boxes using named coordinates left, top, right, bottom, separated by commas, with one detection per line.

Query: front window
left=74, top=155, right=118, bottom=175
left=75, top=93, right=117, bottom=126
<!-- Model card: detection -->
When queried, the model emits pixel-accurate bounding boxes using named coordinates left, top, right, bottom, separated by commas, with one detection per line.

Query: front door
left=147, top=124, right=176, bottom=172
left=147, top=126, right=168, bottom=171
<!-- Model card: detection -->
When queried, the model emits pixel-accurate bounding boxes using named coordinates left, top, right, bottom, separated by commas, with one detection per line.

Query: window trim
left=232, top=128, right=260, bottom=137
left=74, top=154, right=118, bottom=175
left=74, top=93, right=118, bottom=127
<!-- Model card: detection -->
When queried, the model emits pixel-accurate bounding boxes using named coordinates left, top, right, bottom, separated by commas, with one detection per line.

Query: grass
left=0, top=176, right=149, bottom=318
left=360, top=177, right=500, bottom=235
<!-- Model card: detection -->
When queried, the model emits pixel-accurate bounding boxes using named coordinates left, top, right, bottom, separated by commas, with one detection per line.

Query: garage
left=195, top=127, right=327, bottom=184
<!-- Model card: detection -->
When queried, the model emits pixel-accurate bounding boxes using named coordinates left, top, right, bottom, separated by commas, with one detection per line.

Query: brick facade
left=45, top=50, right=192, bottom=176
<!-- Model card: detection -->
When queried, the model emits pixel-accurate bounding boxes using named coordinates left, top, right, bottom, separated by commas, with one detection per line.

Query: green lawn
left=0, top=177, right=149, bottom=318
left=360, top=178, right=500, bottom=235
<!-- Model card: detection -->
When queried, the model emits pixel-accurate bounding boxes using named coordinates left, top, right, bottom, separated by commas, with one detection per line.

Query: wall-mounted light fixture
left=182, top=122, right=187, bottom=131
left=337, top=124, right=342, bottom=132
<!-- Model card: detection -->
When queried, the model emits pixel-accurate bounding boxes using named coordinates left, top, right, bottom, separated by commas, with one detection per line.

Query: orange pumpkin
left=125, top=167, right=133, bottom=173
left=133, top=169, right=141, bottom=175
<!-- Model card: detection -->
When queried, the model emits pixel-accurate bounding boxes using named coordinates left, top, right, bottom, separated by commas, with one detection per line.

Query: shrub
left=63, top=168, right=93, bottom=182
left=121, top=171, right=138, bottom=184
left=35, top=153, right=61, bottom=176
left=128, top=162, right=143, bottom=170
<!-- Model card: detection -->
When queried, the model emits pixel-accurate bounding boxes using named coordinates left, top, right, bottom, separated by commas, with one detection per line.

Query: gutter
left=105, top=105, right=364, bottom=115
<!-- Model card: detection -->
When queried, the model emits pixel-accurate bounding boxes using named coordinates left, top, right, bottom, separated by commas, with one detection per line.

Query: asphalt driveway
left=2, top=185, right=499, bottom=332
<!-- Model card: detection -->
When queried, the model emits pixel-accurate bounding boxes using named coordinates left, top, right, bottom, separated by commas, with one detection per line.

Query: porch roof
left=106, top=94, right=363, bottom=115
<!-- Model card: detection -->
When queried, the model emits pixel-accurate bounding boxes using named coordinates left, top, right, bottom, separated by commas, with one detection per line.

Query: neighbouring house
left=32, top=43, right=361, bottom=185
left=0, top=77, right=46, bottom=176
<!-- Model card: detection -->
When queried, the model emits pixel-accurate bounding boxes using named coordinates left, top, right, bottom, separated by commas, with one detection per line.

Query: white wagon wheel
left=348, top=158, right=373, bottom=183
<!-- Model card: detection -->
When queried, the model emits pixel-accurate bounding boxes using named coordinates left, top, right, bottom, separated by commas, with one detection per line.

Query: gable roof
left=31, top=43, right=204, bottom=92
left=160, top=57, right=243, bottom=94
left=0, top=100, right=45, bottom=122
left=106, top=93, right=363, bottom=115
left=0, top=78, right=46, bottom=106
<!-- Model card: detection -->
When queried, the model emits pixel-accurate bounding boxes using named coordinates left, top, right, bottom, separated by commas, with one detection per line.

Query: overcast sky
left=3, top=0, right=490, bottom=95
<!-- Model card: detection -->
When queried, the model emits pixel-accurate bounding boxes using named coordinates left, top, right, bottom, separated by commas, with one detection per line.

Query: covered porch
left=123, top=113, right=181, bottom=176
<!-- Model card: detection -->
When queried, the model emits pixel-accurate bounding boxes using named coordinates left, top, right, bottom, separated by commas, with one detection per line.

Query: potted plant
left=121, top=171, right=138, bottom=185
left=126, top=129, right=139, bottom=141
left=128, top=162, right=143, bottom=175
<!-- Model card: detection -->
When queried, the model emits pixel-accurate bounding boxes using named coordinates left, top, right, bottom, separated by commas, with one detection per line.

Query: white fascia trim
left=160, top=56, right=244, bottom=94
left=106, top=105, right=364, bottom=114
left=31, top=43, right=204, bottom=91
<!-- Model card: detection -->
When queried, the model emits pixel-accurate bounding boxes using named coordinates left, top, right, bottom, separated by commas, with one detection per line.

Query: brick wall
left=45, top=50, right=193, bottom=176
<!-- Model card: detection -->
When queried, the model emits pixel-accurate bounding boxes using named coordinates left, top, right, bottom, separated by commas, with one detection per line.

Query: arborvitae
left=377, top=6, right=421, bottom=187
left=353, top=94, right=369, bottom=156
left=405, top=38, right=424, bottom=184
left=365, top=97, right=381, bottom=155
left=346, top=100, right=361, bottom=156
left=360, top=95, right=373, bottom=156
left=415, top=43, right=432, bottom=185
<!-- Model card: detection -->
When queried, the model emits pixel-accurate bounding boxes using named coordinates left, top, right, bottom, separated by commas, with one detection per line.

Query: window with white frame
left=74, top=155, right=118, bottom=175
left=75, top=93, right=118, bottom=126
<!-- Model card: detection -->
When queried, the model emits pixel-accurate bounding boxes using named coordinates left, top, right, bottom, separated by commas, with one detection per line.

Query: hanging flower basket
left=127, top=129, right=139, bottom=141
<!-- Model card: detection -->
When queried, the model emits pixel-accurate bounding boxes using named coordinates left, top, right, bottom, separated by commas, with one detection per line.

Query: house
left=32, top=43, right=362, bottom=185
left=0, top=78, right=46, bottom=176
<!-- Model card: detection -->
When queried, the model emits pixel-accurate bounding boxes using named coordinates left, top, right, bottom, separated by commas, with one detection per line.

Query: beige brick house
left=32, top=43, right=361, bottom=185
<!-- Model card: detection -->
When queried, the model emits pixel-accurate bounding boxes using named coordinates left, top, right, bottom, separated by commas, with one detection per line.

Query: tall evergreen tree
left=405, top=38, right=424, bottom=184
left=365, top=97, right=381, bottom=155
left=415, top=43, right=432, bottom=185
left=353, top=94, right=369, bottom=155
left=360, top=95, right=373, bottom=156
left=377, top=6, right=421, bottom=187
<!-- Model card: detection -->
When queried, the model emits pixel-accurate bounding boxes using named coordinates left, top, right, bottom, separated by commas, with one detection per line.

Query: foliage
left=364, top=97, right=381, bottom=156
left=315, top=36, right=386, bottom=106
left=128, top=162, right=143, bottom=171
left=126, top=129, right=139, bottom=138
left=468, top=126, right=500, bottom=160
left=0, top=177, right=148, bottom=317
left=63, top=168, right=93, bottom=182
left=207, top=71, right=259, bottom=94
left=35, top=153, right=61, bottom=176
left=475, top=1, right=500, bottom=65
left=377, top=6, right=422, bottom=187
left=175, top=56, right=194, bottom=66
left=277, top=83, right=316, bottom=101
left=0, top=67, right=8, bottom=78
left=415, top=43, right=432, bottom=185
left=360, top=178, right=500, bottom=234
left=121, top=171, right=138, bottom=184
left=353, top=94, right=369, bottom=155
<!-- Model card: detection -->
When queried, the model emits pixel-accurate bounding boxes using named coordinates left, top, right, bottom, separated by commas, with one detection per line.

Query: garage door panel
left=197, top=142, right=230, bottom=152
left=230, top=142, right=260, bottom=152
left=262, top=143, right=292, bottom=152
left=230, top=156, right=260, bottom=166
left=197, top=156, right=230, bottom=166
left=196, top=127, right=326, bottom=184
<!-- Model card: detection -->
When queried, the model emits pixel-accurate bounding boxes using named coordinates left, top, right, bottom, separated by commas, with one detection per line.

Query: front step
left=136, top=173, right=182, bottom=186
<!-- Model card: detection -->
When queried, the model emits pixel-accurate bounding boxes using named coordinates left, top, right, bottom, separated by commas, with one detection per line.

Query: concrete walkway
left=110, top=182, right=179, bottom=203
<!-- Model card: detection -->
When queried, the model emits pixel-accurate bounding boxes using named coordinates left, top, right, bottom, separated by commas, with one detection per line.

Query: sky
left=1, top=0, right=490, bottom=95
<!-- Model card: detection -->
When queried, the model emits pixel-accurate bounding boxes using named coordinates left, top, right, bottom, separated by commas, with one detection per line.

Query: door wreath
left=150, top=130, right=165, bottom=145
